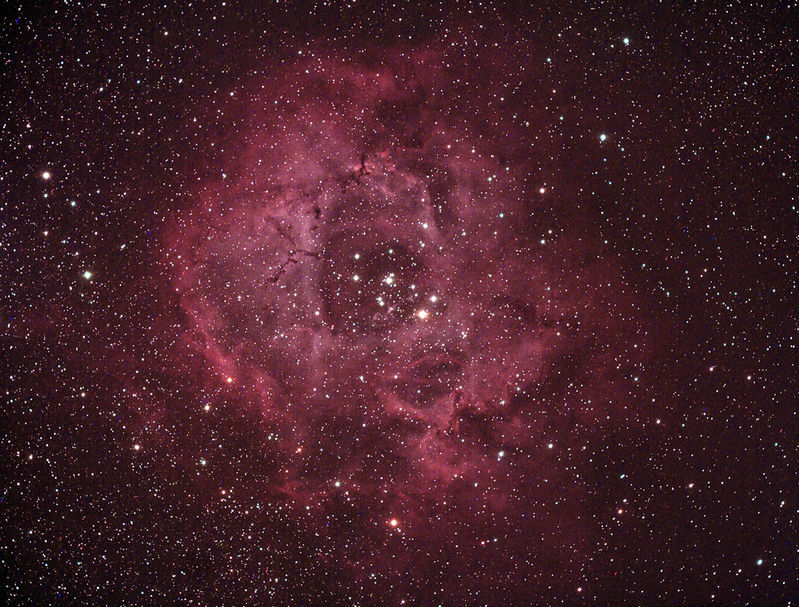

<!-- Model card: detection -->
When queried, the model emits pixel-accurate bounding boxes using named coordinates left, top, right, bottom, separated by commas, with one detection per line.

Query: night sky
left=1, top=2, right=797, bottom=605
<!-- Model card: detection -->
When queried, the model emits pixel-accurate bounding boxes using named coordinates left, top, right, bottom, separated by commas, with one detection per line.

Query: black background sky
left=1, top=2, right=797, bottom=605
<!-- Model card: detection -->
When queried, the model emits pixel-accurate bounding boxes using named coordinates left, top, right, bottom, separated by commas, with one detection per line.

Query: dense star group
left=2, top=2, right=796, bottom=605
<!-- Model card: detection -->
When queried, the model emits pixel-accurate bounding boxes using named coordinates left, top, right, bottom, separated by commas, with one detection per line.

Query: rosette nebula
left=162, top=46, right=649, bottom=601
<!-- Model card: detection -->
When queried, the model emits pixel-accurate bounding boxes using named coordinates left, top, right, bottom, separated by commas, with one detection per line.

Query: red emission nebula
left=154, top=42, right=651, bottom=599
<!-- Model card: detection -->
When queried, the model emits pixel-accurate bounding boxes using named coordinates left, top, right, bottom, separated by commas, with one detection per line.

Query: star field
left=1, top=2, right=797, bottom=605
